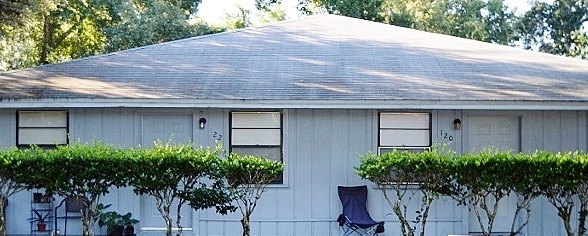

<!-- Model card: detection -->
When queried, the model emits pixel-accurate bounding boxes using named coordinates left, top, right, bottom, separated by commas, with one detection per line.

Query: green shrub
left=220, top=153, right=284, bottom=236
left=356, top=147, right=454, bottom=236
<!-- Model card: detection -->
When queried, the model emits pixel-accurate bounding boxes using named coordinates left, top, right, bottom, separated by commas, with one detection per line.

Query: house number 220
left=439, top=130, right=453, bottom=142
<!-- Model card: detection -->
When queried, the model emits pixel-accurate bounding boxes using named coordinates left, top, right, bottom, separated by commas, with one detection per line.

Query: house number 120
left=439, top=130, right=453, bottom=142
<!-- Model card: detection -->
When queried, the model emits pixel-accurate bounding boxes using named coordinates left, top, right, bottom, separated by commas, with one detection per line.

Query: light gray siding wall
left=521, top=111, right=588, bottom=236
left=0, top=109, right=15, bottom=148
left=1, top=108, right=587, bottom=235
left=197, top=109, right=378, bottom=235
left=522, top=110, right=588, bottom=152
left=198, top=109, right=464, bottom=235
left=69, top=108, right=137, bottom=147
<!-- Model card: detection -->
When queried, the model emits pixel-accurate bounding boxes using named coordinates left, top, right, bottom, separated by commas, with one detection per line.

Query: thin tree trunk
left=39, top=15, right=50, bottom=65
left=557, top=206, right=574, bottom=236
left=241, top=214, right=250, bottom=236
left=419, top=193, right=434, bottom=236
left=163, top=206, right=172, bottom=236
left=509, top=194, right=533, bottom=236
left=0, top=196, right=6, bottom=236
left=175, top=201, right=184, bottom=236
left=155, top=199, right=173, bottom=236
left=579, top=207, right=587, bottom=236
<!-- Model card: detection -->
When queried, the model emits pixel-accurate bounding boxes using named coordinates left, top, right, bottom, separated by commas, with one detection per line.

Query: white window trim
left=378, top=112, right=432, bottom=155
left=17, top=110, right=68, bottom=147
left=230, top=111, right=285, bottom=186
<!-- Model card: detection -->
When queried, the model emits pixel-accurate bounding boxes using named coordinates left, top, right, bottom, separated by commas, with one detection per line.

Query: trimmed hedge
left=0, top=142, right=284, bottom=236
left=357, top=148, right=588, bottom=236
left=357, top=147, right=455, bottom=236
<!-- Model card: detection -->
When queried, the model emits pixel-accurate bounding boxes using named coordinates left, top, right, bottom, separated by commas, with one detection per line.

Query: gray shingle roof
left=2, top=14, right=588, bottom=109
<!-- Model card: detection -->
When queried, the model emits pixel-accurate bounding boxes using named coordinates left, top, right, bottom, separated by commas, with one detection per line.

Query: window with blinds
left=230, top=111, right=283, bottom=184
left=18, top=111, right=68, bottom=147
left=378, top=112, right=431, bottom=154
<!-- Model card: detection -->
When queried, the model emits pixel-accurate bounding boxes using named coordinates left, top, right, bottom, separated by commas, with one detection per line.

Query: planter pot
left=37, top=223, right=47, bottom=231
left=108, top=225, right=124, bottom=236
left=123, top=224, right=135, bottom=236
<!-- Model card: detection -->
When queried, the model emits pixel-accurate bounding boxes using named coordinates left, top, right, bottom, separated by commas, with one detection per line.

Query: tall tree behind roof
left=517, top=0, right=588, bottom=59
left=0, top=0, right=217, bottom=71
left=299, top=0, right=518, bottom=45
left=255, top=0, right=280, bottom=11
left=298, top=0, right=384, bottom=21
left=0, top=0, right=32, bottom=34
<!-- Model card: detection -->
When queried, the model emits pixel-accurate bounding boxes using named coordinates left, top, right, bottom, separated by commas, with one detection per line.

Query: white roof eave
left=1, top=98, right=588, bottom=111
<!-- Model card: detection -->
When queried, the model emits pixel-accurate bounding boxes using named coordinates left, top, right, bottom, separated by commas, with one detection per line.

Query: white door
left=140, top=113, right=193, bottom=231
left=466, top=116, right=520, bottom=234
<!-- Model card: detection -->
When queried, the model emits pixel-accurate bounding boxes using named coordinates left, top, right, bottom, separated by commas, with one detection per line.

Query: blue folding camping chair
left=337, top=186, right=385, bottom=236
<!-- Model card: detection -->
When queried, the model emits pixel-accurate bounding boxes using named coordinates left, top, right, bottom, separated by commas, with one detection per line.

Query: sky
left=197, top=0, right=535, bottom=25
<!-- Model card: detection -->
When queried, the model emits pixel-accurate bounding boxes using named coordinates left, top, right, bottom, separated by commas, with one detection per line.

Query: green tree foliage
left=532, top=151, right=588, bottom=236
left=255, top=0, right=279, bottom=11
left=0, top=0, right=216, bottom=71
left=220, top=153, right=284, bottom=236
left=387, top=0, right=518, bottom=44
left=3, top=144, right=279, bottom=236
left=14, top=142, right=129, bottom=236
left=0, top=23, right=38, bottom=73
left=452, top=149, right=517, bottom=236
left=30, top=0, right=110, bottom=64
left=0, top=0, right=32, bottom=33
left=223, top=4, right=253, bottom=30
left=298, top=0, right=384, bottom=21
left=0, top=148, right=32, bottom=236
left=258, top=3, right=287, bottom=24
left=103, top=0, right=213, bottom=52
left=300, top=0, right=518, bottom=45
left=358, top=148, right=588, bottom=236
left=517, top=0, right=588, bottom=59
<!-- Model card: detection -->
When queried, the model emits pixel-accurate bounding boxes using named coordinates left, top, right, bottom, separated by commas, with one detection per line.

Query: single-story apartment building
left=1, top=14, right=588, bottom=236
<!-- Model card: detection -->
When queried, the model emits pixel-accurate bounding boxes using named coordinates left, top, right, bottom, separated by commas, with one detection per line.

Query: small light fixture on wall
left=199, top=118, right=207, bottom=129
left=453, top=119, right=462, bottom=130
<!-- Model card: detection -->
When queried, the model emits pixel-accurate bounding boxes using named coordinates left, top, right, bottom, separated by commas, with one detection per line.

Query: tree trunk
left=241, top=215, right=250, bottom=236
left=175, top=202, right=183, bottom=236
left=164, top=210, right=172, bottom=236
left=579, top=208, right=587, bottom=236
left=81, top=208, right=95, bottom=236
left=563, top=214, right=574, bottom=236
left=39, top=15, right=50, bottom=65
left=0, top=198, right=5, bottom=236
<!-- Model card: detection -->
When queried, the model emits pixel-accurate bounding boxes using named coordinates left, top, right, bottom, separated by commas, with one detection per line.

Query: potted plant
left=98, top=210, right=139, bottom=236
left=28, top=209, right=50, bottom=231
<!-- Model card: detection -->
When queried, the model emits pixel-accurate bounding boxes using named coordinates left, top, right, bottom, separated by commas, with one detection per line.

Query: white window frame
left=230, top=111, right=283, bottom=184
left=378, top=112, right=431, bottom=155
left=17, top=110, right=68, bottom=147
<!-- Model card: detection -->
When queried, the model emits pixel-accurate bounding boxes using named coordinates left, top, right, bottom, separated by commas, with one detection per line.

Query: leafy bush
left=0, top=148, right=31, bottom=236
left=128, top=142, right=234, bottom=236
left=220, top=153, right=284, bottom=236
left=358, top=148, right=588, bottom=236
left=356, top=147, right=454, bottom=236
